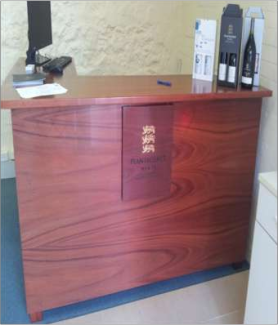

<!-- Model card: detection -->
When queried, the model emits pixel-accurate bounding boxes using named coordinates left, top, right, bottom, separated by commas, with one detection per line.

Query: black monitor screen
left=27, top=1, right=52, bottom=51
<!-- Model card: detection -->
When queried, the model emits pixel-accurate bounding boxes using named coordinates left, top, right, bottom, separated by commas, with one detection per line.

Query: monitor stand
left=26, top=47, right=51, bottom=66
left=35, top=53, right=51, bottom=66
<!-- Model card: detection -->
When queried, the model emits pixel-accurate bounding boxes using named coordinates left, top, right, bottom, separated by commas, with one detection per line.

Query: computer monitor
left=26, top=1, right=52, bottom=66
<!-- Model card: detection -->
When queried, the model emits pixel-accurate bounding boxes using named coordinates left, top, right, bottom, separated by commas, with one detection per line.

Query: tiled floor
left=56, top=270, right=249, bottom=324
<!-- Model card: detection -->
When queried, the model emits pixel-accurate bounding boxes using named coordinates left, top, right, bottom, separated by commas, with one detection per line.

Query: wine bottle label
left=255, top=53, right=260, bottom=74
left=228, top=66, right=236, bottom=83
left=242, top=76, right=252, bottom=85
left=218, top=63, right=227, bottom=81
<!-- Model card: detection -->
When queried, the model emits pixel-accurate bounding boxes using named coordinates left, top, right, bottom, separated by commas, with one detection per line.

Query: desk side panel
left=12, top=99, right=261, bottom=314
left=12, top=105, right=122, bottom=313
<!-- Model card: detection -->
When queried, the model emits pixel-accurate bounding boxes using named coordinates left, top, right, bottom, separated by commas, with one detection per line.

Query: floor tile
left=204, top=309, right=245, bottom=324
left=55, top=302, right=145, bottom=325
left=56, top=312, right=104, bottom=325
left=56, top=271, right=249, bottom=325
left=204, top=271, right=249, bottom=316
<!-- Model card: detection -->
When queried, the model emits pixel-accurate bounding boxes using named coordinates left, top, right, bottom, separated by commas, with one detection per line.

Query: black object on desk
left=43, top=56, right=72, bottom=74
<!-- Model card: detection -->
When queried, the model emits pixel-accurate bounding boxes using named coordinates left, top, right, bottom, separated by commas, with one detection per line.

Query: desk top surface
left=1, top=59, right=272, bottom=109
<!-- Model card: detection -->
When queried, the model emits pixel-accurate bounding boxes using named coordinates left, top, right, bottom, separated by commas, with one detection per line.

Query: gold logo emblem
left=142, top=125, right=155, bottom=154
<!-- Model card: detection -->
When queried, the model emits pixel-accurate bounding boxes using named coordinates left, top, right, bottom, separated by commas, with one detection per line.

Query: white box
left=192, top=19, right=217, bottom=82
left=25, top=64, right=35, bottom=74
left=241, top=7, right=264, bottom=87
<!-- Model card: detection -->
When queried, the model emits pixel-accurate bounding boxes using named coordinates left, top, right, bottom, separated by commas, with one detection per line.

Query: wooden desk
left=1, top=59, right=272, bottom=322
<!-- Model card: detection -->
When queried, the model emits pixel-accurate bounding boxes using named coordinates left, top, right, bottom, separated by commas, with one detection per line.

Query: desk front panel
left=12, top=99, right=261, bottom=314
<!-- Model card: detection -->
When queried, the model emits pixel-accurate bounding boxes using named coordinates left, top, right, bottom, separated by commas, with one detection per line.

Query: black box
left=217, top=4, right=243, bottom=88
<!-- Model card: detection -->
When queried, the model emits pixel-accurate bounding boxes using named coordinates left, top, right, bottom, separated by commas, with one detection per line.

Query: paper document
left=16, top=83, right=68, bottom=99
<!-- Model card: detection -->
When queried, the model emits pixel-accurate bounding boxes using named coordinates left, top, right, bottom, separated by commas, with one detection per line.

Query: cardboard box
left=192, top=19, right=217, bottom=82
left=240, top=7, right=264, bottom=87
left=217, top=4, right=243, bottom=88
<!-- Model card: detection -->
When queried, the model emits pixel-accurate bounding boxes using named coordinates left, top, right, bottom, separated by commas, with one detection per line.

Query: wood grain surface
left=122, top=104, right=174, bottom=201
left=12, top=98, right=262, bottom=315
left=29, top=312, right=42, bottom=322
left=1, top=59, right=272, bottom=110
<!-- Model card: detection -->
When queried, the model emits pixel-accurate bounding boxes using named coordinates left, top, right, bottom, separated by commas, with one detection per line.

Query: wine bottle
left=227, top=54, right=237, bottom=83
left=241, top=18, right=256, bottom=89
left=218, top=52, right=228, bottom=81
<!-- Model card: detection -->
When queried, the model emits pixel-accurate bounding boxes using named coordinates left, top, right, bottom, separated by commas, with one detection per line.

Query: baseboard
left=1, top=159, right=16, bottom=179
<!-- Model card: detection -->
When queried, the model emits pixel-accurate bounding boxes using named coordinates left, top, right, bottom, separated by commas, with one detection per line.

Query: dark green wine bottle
left=241, top=18, right=256, bottom=89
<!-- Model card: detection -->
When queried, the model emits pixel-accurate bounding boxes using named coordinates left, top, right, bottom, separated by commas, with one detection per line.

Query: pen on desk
left=157, top=79, right=172, bottom=87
